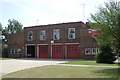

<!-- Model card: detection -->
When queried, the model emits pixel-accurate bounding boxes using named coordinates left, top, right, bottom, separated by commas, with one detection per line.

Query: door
left=27, top=45, right=35, bottom=58
left=66, top=44, right=80, bottom=59
left=52, top=45, right=63, bottom=58
left=39, top=45, right=49, bottom=58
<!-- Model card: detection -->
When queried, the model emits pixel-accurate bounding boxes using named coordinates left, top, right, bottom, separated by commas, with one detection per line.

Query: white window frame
left=68, top=28, right=75, bottom=39
left=27, top=31, right=33, bottom=41
left=96, top=48, right=100, bottom=53
left=92, top=48, right=96, bottom=55
left=17, top=49, right=21, bottom=54
left=10, top=49, right=14, bottom=54
left=40, top=30, right=46, bottom=40
left=85, top=48, right=91, bottom=55
left=53, top=29, right=60, bottom=40
left=14, top=49, right=18, bottom=54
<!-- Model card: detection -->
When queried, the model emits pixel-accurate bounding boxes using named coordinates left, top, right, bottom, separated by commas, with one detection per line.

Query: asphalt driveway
left=0, top=58, right=67, bottom=77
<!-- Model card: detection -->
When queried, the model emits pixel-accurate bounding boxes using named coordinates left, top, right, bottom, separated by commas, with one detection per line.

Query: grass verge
left=63, top=60, right=120, bottom=66
left=0, top=58, right=13, bottom=60
left=3, top=65, right=119, bottom=78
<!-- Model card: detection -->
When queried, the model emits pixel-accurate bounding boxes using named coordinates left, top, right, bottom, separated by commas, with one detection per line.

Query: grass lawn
left=3, top=65, right=119, bottom=79
left=0, top=58, right=13, bottom=60
left=63, top=60, right=120, bottom=66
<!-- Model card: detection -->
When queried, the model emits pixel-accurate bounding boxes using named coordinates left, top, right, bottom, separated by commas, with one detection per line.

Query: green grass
left=63, top=60, right=120, bottom=66
left=3, top=66, right=119, bottom=79
left=0, top=58, right=13, bottom=60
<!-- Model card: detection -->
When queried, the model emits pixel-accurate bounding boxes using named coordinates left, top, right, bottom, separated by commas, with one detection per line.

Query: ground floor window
left=96, top=48, right=100, bottom=53
left=85, top=48, right=91, bottom=55
left=10, top=49, right=14, bottom=54
left=10, top=48, right=21, bottom=54
left=92, top=48, right=96, bottom=54
left=85, top=48, right=99, bottom=55
left=17, top=49, right=21, bottom=54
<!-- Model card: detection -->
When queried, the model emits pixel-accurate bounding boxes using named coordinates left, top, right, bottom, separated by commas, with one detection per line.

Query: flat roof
left=24, top=21, right=85, bottom=29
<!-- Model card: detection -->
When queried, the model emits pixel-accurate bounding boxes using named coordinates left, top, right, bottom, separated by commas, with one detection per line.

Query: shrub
left=96, top=45, right=114, bottom=64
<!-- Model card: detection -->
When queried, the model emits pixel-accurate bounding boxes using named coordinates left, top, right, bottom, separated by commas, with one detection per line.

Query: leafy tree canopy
left=2, top=19, right=23, bottom=42
left=89, top=1, right=120, bottom=49
left=0, top=23, right=2, bottom=31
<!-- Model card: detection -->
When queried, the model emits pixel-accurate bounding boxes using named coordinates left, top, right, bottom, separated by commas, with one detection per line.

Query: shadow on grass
left=94, top=68, right=120, bottom=79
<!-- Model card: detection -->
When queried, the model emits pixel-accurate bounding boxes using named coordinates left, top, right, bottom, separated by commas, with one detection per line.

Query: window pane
left=28, top=31, right=33, bottom=41
left=85, top=48, right=91, bottom=55
left=15, top=49, right=17, bottom=54
left=96, top=48, right=99, bottom=53
left=18, top=49, right=21, bottom=54
left=53, top=29, right=60, bottom=40
left=11, top=49, right=14, bottom=54
left=40, top=30, right=46, bottom=40
left=68, top=28, right=75, bottom=39
left=92, top=48, right=96, bottom=54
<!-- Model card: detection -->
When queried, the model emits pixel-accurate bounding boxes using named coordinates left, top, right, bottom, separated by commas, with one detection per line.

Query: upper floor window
left=53, top=29, right=60, bottom=40
left=28, top=31, right=33, bottom=41
left=68, top=28, right=75, bottom=39
left=40, top=30, right=46, bottom=40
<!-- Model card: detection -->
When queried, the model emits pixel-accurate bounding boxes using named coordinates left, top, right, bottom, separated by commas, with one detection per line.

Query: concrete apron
left=0, top=59, right=67, bottom=78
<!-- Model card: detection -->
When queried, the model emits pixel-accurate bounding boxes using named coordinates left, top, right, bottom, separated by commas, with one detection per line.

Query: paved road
left=0, top=58, right=67, bottom=78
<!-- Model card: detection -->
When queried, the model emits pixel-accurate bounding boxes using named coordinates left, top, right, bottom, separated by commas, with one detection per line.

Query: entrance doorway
left=27, top=45, right=35, bottom=58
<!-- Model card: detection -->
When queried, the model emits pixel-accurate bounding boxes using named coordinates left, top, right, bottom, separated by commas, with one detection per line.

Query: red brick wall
left=8, top=21, right=98, bottom=59
left=8, top=32, right=24, bottom=58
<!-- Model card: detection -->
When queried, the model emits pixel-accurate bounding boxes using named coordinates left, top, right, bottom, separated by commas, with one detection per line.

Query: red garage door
left=39, top=45, right=49, bottom=58
left=66, top=44, right=80, bottom=59
left=52, top=45, right=64, bottom=58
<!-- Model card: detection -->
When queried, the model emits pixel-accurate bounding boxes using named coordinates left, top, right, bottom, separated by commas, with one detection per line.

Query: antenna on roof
left=37, top=20, right=39, bottom=25
left=80, top=3, right=85, bottom=22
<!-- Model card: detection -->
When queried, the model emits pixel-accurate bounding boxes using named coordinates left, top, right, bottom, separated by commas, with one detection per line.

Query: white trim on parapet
left=51, top=43, right=63, bottom=45
left=37, top=44, right=48, bottom=45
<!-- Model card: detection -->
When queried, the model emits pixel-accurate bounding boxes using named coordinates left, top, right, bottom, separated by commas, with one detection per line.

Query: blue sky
left=0, top=0, right=118, bottom=28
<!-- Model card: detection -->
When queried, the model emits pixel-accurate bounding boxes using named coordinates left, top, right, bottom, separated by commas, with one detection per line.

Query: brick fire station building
left=8, top=21, right=99, bottom=59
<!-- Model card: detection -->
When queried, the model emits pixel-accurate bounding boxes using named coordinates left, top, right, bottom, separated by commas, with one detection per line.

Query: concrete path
left=57, top=64, right=120, bottom=68
left=0, top=58, right=67, bottom=78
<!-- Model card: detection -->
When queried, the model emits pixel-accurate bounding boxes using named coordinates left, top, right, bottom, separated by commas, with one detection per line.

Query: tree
left=2, top=19, right=23, bottom=42
left=96, top=45, right=114, bottom=63
left=2, top=19, right=23, bottom=57
left=0, top=23, right=2, bottom=31
left=89, top=1, right=120, bottom=53
left=7, top=19, right=23, bottom=34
